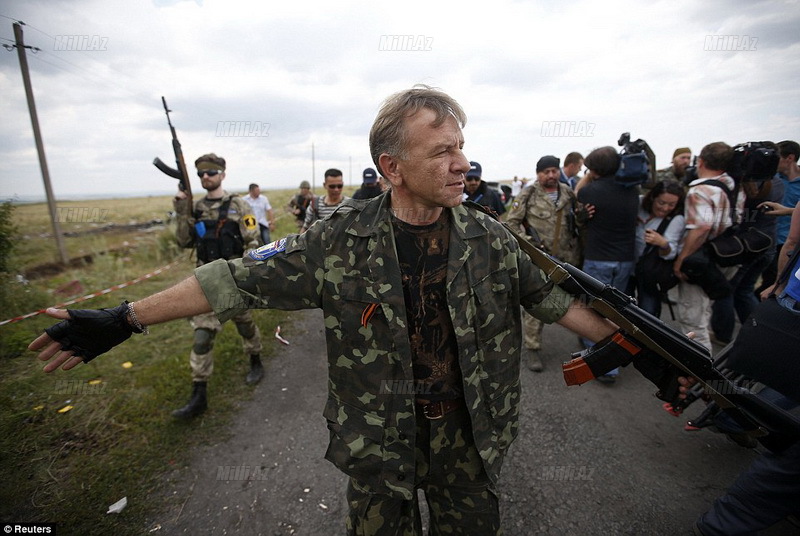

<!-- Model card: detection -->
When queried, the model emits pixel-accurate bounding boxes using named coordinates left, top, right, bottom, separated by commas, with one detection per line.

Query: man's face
left=537, top=167, right=560, bottom=189
left=563, top=160, right=583, bottom=177
left=324, top=175, right=344, bottom=201
left=249, top=186, right=260, bottom=197
left=198, top=169, right=225, bottom=192
left=392, top=108, right=470, bottom=209
left=465, top=175, right=481, bottom=194
left=778, top=153, right=795, bottom=175
left=673, top=152, right=691, bottom=173
left=300, top=186, right=311, bottom=196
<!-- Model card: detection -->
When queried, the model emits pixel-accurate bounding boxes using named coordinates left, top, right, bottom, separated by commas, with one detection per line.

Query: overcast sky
left=1, top=0, right=798, bottom=201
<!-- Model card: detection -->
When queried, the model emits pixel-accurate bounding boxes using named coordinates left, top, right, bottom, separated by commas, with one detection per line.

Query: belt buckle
left=422, top=401, right=445, bottom=420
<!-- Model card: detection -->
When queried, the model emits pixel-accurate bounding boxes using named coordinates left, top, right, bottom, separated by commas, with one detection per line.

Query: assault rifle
left=504, top=222, right=800, bottom=446
left=153, top=96, right=192, bottom=206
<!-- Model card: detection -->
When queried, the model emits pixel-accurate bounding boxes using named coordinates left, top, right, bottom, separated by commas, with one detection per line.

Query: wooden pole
left=13, top=22, right=69, bottom=265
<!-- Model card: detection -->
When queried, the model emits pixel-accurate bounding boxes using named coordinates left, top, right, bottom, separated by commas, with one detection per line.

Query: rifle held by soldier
left=503, top=222, right=800, bottom=448
left=153, top=96, right=192, bottom=206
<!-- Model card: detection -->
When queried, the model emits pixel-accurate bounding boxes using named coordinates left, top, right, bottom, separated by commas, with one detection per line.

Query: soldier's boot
left=172, top=381, right=208, bottom=419
left=526, top=350, right=543, bottom=372
left=246, top=354, right=264, bottom=385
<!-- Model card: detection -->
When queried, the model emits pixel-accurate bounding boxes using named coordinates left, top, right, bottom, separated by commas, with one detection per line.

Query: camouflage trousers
left=187, top=310, right=262, bottom=382
left=345, top=405, right=502, bottom=536
left=522, top=309, right=544, bottom=351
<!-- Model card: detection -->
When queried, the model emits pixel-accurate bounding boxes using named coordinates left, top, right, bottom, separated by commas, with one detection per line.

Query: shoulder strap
left=218, top=198, right=232, bottom=222
left=642, top=216, right=673, bottom=257
left=700, top=179, right=739, bottom=224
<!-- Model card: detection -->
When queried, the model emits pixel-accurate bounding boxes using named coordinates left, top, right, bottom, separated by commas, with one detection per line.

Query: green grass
left=0, top=186, right=328, bottom=535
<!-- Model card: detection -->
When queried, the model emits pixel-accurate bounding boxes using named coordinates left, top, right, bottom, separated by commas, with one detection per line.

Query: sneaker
left=526, top=350, right=543, bottom=372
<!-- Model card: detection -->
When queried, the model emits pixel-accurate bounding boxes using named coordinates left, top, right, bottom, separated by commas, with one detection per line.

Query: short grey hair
left=369, top=85, right=467, bottom=177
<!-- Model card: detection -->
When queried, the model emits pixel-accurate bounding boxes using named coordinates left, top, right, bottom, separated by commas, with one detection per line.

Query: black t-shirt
left=577, top=176, right=640, bottom=262
left=392, top=211, right=462, bottom=401
left=352, top=184, right=382, bottom=200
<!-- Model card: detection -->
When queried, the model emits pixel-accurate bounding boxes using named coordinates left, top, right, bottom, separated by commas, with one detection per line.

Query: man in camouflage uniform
left=656, top=147, right=692, bottom=186
left=33, top=87, right=622, bottom=535
left=171, top=153, right=265, bottom=419
left=506, top=155, right=582, bottom=372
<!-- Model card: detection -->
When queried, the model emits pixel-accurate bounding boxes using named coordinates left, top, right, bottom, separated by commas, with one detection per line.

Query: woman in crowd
left=633, top=180, right=686, bottom=317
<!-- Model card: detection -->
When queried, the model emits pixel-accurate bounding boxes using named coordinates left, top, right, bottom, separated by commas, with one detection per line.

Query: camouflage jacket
left=173, top=190, right=259, bottom=266
left=194, top=192, right=571, bottom=499
left=656, top=166, right=683, bottom=184
left=505, top=181, right=581, bottom=265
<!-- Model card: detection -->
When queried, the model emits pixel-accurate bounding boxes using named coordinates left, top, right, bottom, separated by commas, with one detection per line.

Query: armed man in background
left=289, top=180, right=314, bottom=231
left=171, top=153, right=265, bottom=419
left=506, top=155, right=583, bottom=371
left=656, top=147, right=692, bottom=186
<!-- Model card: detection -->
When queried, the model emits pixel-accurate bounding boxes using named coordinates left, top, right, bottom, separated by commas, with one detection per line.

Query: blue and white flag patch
left=249, top=237, right=287, bottom=261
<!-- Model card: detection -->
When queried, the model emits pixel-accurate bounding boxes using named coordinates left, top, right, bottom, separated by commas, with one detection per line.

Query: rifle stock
left=153, top=96, right=192, bottom=206
left=503, top=222, right=800, bottom=442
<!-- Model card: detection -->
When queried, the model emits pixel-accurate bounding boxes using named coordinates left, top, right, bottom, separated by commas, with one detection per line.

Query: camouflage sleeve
left=194, top=230, right=323, bottom=323
left=233, top=197, right=259, bottom=249
left=504, top=187, right=531, bottom=229
left=173, top=197, right=196, bottom=249
left=517, top=243, right=571, bottom=324
left=524, top=281, right=571, bottom=324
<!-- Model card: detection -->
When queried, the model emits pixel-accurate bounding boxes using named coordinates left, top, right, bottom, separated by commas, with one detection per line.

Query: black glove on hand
left=44, top=301, right=141, bottom=363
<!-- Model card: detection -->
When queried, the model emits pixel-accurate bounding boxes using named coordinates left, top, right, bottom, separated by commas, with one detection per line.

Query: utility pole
left=12, top=21, right=69, bottom=265
left=311, top=143, right=316, bottom=193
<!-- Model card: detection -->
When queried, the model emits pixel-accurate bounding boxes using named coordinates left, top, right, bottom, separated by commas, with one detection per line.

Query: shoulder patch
left=243, top=214, right=257, bottom=231
left=249, top=237, right=287, bottom=261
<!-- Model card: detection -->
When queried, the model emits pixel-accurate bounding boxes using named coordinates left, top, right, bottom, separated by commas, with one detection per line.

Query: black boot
left=246, top=354, right=264, bottom=385
left=172, top=381, right=207, bottom=419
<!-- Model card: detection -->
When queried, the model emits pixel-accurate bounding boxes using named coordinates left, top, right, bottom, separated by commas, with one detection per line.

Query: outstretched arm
left=29, top=275, right=212, bottom=372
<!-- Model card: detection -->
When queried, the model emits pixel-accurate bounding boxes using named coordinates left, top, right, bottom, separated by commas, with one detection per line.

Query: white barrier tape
left=0, top=259, right=183, bottom=327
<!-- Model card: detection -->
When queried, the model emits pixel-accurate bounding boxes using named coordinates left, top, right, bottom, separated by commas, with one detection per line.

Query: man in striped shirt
left=301, top=168, right=347, bottom=232
left=673, top=142, right=744, bottom=351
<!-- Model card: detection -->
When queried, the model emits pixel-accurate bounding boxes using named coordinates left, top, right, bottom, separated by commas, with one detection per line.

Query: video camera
left=615, top=132, right=656, bottom=188
left=683, top=141, right=779, bottom=186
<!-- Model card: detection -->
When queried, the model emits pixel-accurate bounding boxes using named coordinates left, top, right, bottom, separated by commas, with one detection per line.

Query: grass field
left=0, top=186, right=352, bottom=535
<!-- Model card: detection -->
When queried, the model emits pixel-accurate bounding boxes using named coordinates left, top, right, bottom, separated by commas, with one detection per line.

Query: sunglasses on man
left=197, top=169, right=222, bottom=178
left=326, top=184, right=344, bottom=189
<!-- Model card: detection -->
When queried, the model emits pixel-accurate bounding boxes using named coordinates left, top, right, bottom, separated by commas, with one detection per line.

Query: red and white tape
left=0, top=259, right=183, bottom=327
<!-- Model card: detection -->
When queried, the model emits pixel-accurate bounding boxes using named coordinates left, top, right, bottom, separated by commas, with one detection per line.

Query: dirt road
left=149, top=309, right=791, bottom=535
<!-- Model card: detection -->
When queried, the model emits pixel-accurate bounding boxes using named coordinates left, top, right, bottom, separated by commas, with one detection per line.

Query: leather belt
left=416, top=398, right=464, bottom=420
